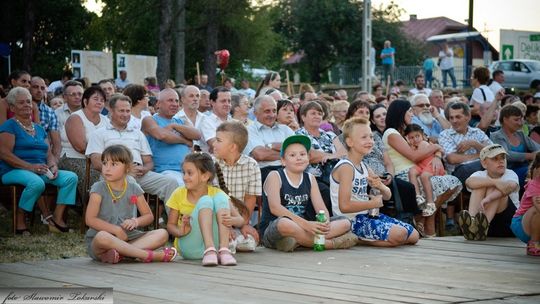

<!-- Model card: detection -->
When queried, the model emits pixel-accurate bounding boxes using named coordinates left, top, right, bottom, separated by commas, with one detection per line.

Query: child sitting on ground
left=212, top=121, right=262, bottom=251
left=259, top=134, right=357, bottom=252
left=85, top=145, right=176, bottom=264
left=331, top=117, right=419, bottom=247
left=404, top=124, right=445, bottom=217
left=459, top=144, right=520, bottom=241
left=166, top=152, right=245, bottom=266
left=511, top=152, right=540, bottom=256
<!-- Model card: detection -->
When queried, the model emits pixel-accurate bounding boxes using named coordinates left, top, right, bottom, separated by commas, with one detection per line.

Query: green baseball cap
left=280, top=135, right=311, bottom=157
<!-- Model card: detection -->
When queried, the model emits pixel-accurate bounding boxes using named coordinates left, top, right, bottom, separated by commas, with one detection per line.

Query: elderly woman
left=0, top=87, right=77, bottom=234
left=491, top=104, right=540, bottom=189
left=383, top=99, right=462, bottom=237
left=296, top=101, right=339, bottom=215
left=276, top=99, right=299, bottom=131
left=331, top=100, right=349, bottom=131
left=231, top=93, right=251, bottom=126
left=60, top=86, right=109, bottom=200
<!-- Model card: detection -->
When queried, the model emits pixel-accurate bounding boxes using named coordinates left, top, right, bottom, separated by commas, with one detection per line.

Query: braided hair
left=214, top=162, right=249, bottom=217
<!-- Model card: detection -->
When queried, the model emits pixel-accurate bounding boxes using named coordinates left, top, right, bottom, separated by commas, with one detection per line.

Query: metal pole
left=362, top=0, right=372, bottom=92
left=466, top=0, right=474, bottom=87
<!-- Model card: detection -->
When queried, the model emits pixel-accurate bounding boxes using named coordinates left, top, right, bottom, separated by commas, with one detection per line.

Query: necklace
left=15, top=118, right=35, bottom=134
left=106, top=178, right=127, bottom=203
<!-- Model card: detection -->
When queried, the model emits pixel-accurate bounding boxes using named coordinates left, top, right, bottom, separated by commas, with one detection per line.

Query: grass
left=0, top=207, right=87, bottom=263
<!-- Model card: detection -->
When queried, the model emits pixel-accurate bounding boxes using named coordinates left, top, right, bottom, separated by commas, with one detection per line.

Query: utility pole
left=466, top=0, right=474, bottom=86
left=362, top=0, right=372, bottom=92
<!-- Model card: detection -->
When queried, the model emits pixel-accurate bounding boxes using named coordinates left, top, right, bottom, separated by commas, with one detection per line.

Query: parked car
left=489, top=59, right=540, bottom=90
left=242, top=62, right=271, bottom=80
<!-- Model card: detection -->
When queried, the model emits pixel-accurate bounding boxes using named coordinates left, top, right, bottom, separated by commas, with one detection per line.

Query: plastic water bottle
left=313, top=210, right=326, bottom=251
left=368, top=188, right=380, bottom=218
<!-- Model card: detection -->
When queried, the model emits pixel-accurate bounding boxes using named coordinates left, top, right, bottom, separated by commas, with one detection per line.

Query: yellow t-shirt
left=165, top=185, right=227, bottom=249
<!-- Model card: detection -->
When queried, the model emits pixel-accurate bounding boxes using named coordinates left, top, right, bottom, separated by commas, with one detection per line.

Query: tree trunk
left=204, top=7, right=218, bottom=88
left=174, top=0, right=186, bottom=84
left=156, top=0, right=173, bottom=88
left=22, top=0, right=36, bottom=72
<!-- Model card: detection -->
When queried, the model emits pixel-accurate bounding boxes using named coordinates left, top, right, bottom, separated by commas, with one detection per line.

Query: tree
left=273, top=0, right=425, bottom=83
left=0, top=0, right=100, bottom=83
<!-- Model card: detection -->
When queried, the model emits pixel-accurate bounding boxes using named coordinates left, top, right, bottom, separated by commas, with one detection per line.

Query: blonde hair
left=341, top=117, right=369, bottom=151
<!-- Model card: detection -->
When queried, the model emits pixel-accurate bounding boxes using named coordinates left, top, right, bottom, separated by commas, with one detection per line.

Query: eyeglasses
left=66, top=92, right=83, bottom=97
left=414, top=103, right=430, bottom=108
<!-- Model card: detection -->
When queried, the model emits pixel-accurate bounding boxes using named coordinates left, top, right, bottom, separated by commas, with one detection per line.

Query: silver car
left=489, top=59, right=540, bottom=90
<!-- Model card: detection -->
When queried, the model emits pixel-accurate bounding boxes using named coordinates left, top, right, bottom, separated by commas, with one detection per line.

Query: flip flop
left=101, top=249, right=121, bottom=264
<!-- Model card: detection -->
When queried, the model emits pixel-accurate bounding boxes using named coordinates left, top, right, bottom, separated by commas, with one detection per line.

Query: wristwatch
left=266, top=143, right=273, bottom=150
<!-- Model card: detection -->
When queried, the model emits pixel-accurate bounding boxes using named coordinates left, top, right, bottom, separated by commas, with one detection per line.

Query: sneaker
left=331, top=232, right=358, bottom=249
left=275, top=237, right=299, bottom=252
left=416, top=195, right=427, bottom=209
left=236, top=234, right=257, bottom=252
left=527, top=241, right=540, bottom=256
left=475, top=212, right=489, bottom=241
left=457, top=210, right=478, bottom=240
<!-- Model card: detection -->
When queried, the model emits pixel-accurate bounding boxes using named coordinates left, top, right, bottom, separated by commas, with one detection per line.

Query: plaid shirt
left=38, top=101, right=58, bottom=132
left=214, top=155, right=262, bottom=201
left=439, top=126, right=492, bottom=173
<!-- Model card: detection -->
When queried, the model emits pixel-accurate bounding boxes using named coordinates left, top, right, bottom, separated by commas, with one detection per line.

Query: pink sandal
left=527, top=241, right=540, bottom=256
left=142, top=247, right=178, bottom=263
left=202, top=247, right=218, bottom=266
left=101, top=249, right=121, bottom=264
left=218, top=247, right=237, bottom=266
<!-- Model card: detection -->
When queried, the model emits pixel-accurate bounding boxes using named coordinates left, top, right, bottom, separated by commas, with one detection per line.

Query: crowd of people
left=1, top=64, right=540, bottom=267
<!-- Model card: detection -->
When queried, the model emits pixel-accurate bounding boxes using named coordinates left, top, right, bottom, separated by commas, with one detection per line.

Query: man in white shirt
left=488, top=70, right=505, bottom=96
left=197, top=87, right=232, bottom=153
left=439, top=43, right=457, bottom=88
left=245, top=95, right=294, bottom=182
left=55, top=80, right=83, bottom=157
left=115, top=70, right=130, bottom=91
left=237, top=79, right=256, bottom=99
left=86, top=94, right=178, bottom=205
left=408, top=74, right=432, bottom=97
left=459, top=144, right=519, bottom=241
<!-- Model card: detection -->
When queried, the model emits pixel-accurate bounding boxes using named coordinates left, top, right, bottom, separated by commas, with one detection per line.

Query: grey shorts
left=262, top=215, right=349, bottom=249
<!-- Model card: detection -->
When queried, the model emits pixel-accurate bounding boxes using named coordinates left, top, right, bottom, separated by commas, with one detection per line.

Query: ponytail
left=214, top=162, right=249, bottom=217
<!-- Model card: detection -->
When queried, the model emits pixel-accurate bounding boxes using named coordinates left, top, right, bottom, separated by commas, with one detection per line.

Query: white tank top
left=330, top=158, right=370, bottom=218
left=62, top=110, right=109, bottom=159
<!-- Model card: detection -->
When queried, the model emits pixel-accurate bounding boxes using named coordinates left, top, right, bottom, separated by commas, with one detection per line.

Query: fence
left=327, top=65, right=471, bottom=89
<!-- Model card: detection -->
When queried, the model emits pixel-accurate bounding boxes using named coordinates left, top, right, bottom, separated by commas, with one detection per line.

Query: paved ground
left=0, top=236, right=539, bottom=303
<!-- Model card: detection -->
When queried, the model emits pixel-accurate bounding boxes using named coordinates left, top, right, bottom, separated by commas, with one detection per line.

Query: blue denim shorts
left=511, top=215, right=530, bottom=243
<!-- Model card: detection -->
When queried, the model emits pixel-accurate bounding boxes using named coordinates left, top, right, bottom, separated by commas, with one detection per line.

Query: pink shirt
left=515, top=178, right=540, bottom=217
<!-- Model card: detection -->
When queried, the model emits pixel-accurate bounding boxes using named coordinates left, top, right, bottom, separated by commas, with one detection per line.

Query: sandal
left=48, top=218, right=69, bottom=233
left=15, top=228, right=31, bottom=236
left=422, top=202, right=436, bottom=217
left=457, top=210, right=478, bottom=241
left=527, top=241, right=540, bottom=256
left=41, top=214, right=53, bottom=225
left=162, top=247, right=177, bottom=262
left=415, top=222, right=426, bottom=238
left=416, top=195, right=427, bottom=209
left=202, top=247, right=218, bottom=267
left=101, top=249, right=121, bottom=264
left=218, top=247, right=237, bottom=266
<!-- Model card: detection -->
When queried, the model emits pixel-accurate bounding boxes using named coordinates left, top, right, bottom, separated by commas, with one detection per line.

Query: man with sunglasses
left=410, top=94, right=450, bottom=143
